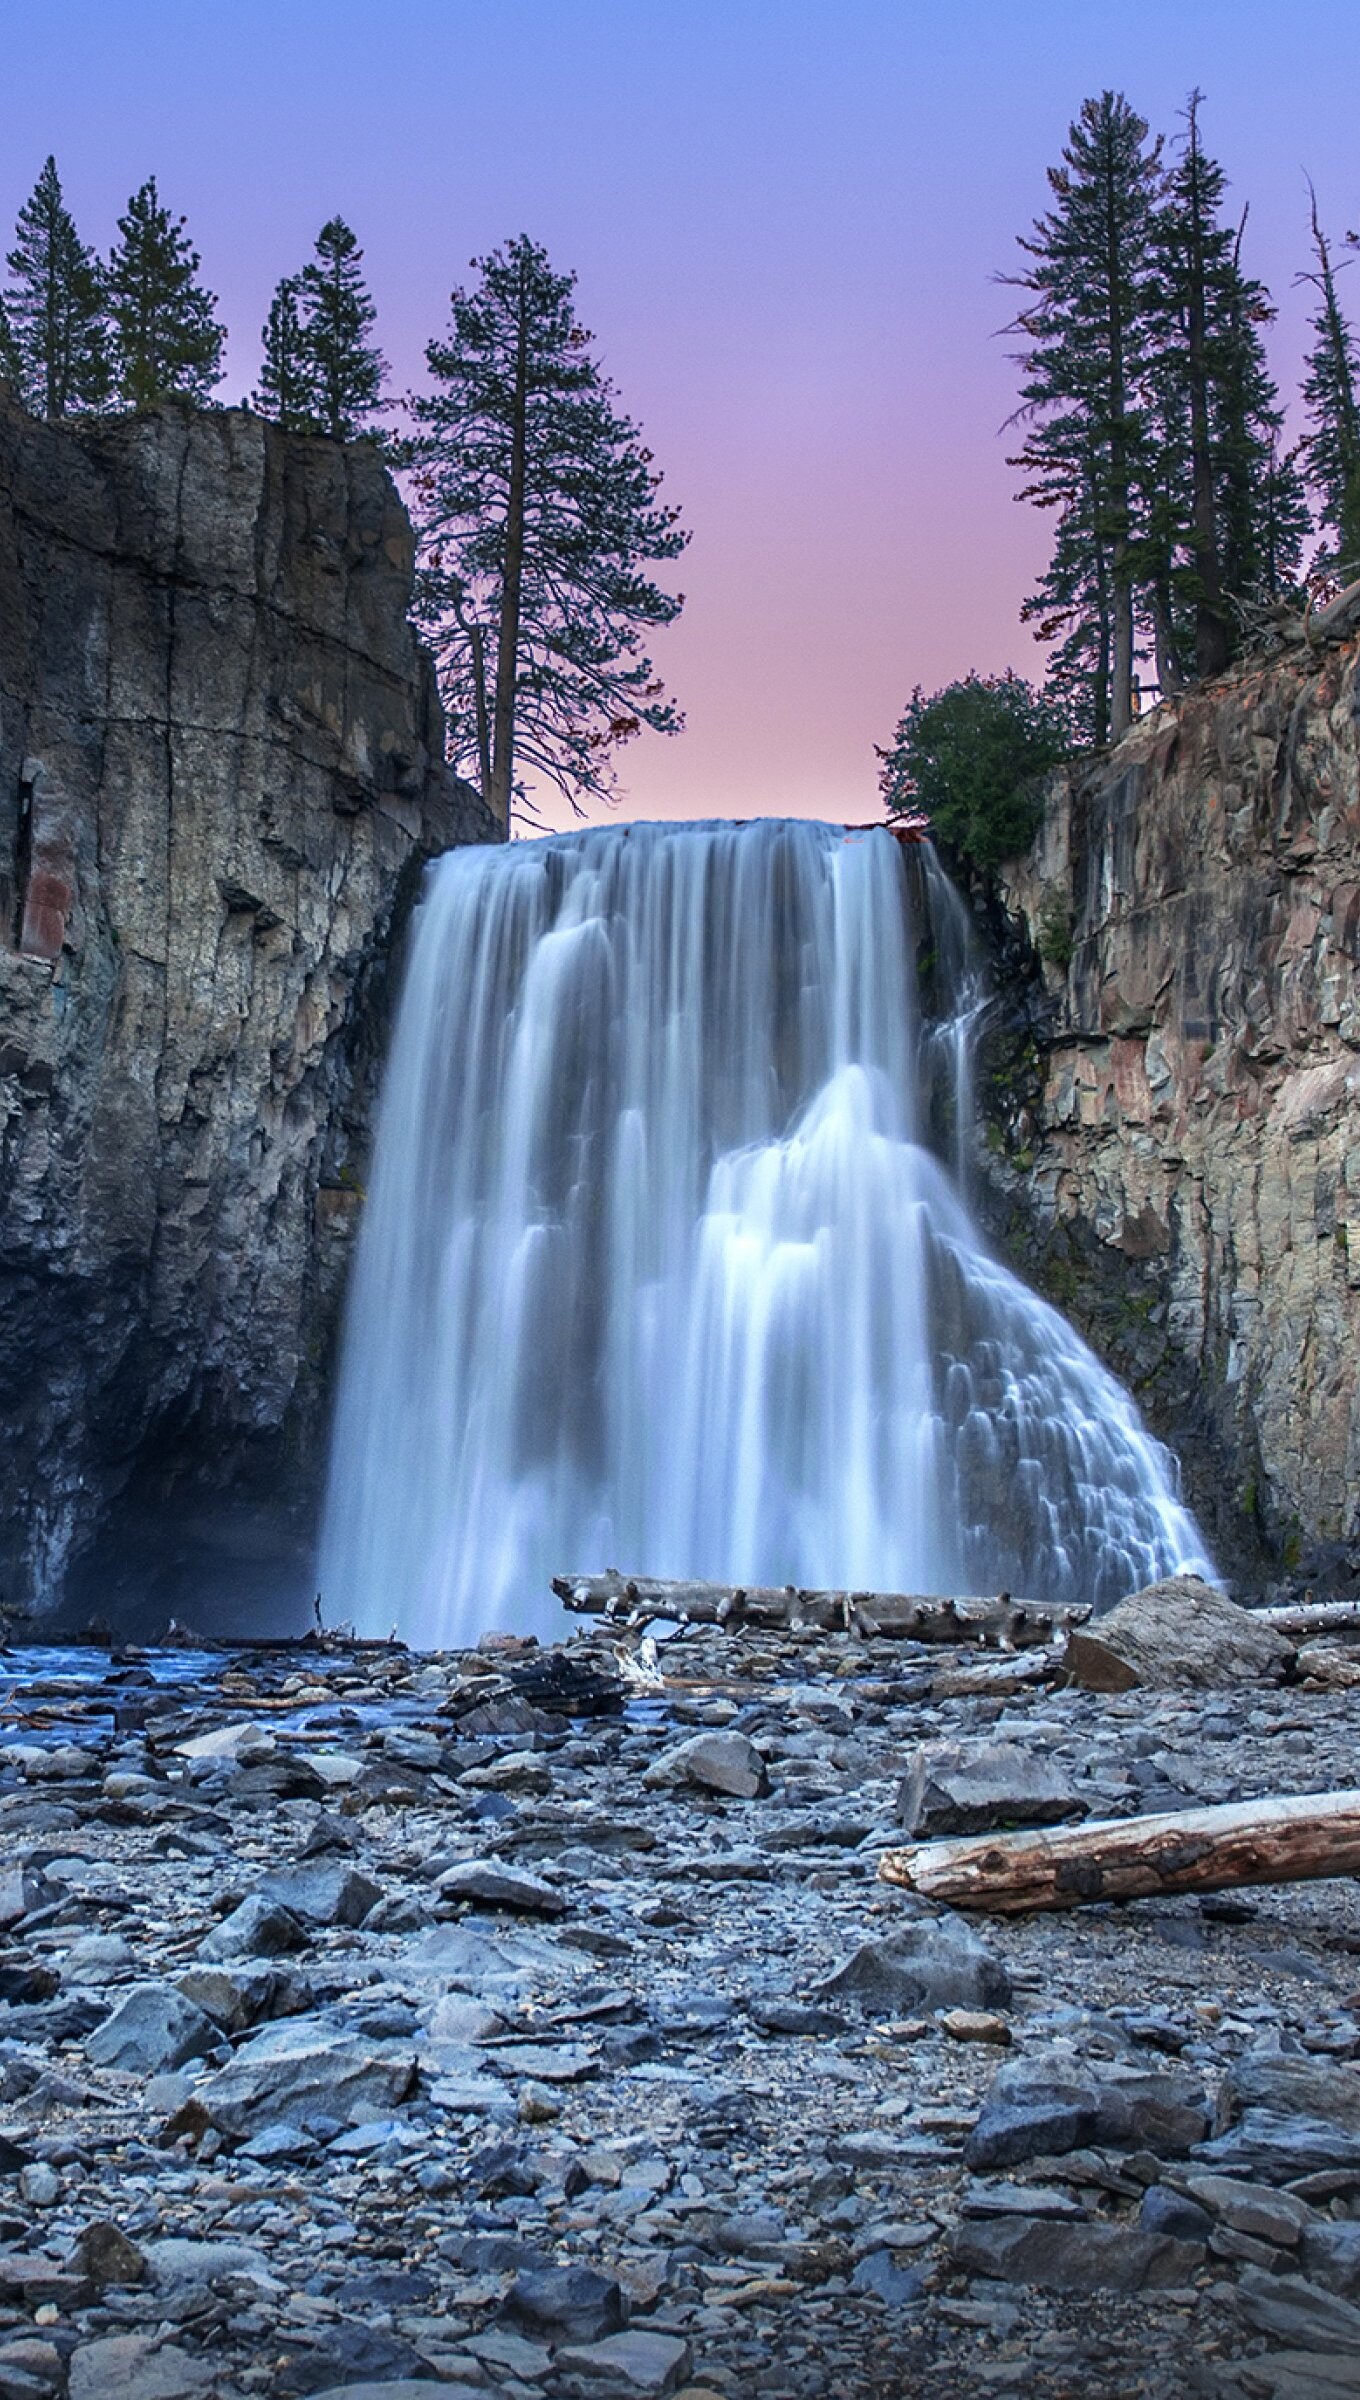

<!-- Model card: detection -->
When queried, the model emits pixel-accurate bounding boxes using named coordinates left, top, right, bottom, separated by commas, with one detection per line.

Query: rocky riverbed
left=0, top=1615, right=1358, bottom=2400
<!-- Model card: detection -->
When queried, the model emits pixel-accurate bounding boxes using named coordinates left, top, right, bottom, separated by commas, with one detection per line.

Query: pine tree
left=1007, top=93, right=1162, bottom=746
left=106, top=178, right=225, bottom=409
left=409, top=235, right=688, bottom=826
left=255, top=220, right=387, bottom=442
left=295, top=218, right=386, bottom=441
left=255, top=276, right=312, bottom=430
left=3, top=157, right=108, bottom=418
left=1299, top=186, right=1360, bottom=582
left=1143, top=99, right=1307, bottom=681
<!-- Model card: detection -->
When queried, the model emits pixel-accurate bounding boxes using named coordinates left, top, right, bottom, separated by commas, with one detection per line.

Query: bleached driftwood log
left=551, top=1572, right=1088, bottom=1648
left=879, top=1789, right=1360, bottom=1914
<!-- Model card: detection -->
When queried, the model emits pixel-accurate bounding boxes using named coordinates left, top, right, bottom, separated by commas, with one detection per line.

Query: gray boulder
left=813, top=1914, right=1012, bottom=2014
left=200, top=1895, right=309, bottom=1960
left=951, top=2215, right=1203, bottom=2291
left=255, top=1864, right=382, bottom=1928
left=896, top=1739, right=1081, bottom=1836
left=435, top=1861, right=566, bottom=1917
left=198, top=2019, right=416, bottom=2134
left=966, top=2049, right=1209, bottom=2169
left=643, top=1731, right=769, bottom=1799
left=86, top=1985, right=221, bottom=2075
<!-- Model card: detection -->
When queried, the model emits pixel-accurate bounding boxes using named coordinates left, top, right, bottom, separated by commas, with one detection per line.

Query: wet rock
left=197, top=2019, right=417, bottom=2133
left=951, top=2213, right=1204, bottom=2291
left=896, top=1738, right=1081, bottom=1834
left=643, top=1730, right=769, bottom=1798
left=813, top=1915, right=1013, bottom=2013
left=85, top=1982, right=222, bottom=2074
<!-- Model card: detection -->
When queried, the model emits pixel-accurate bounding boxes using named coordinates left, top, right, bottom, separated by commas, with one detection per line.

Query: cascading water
left=320, top=819, right=1212, bottom=1644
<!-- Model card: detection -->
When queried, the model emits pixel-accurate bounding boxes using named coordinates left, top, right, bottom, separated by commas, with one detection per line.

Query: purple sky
left=6, top=0, right=1358, bottom=828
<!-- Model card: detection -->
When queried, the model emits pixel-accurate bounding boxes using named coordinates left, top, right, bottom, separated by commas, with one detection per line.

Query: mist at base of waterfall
left=319, top=819, right=1212, bottom=1646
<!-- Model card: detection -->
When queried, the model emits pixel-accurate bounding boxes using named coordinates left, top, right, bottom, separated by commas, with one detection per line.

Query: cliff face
left=981, top=626, right=1360, bottom=1585
left=0, top=394, right=499, bottom=1626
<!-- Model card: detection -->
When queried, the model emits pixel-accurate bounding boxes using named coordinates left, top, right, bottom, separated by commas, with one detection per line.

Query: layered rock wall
left=981, top=628, right=1360, bottom=1582
left=0, top=394, right=499, bottom=1623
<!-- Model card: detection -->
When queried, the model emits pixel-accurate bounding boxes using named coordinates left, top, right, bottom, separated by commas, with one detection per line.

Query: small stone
left=16, top=2165, right=59, bottom=2209
left=255, top=1863, right=382, bottom=1928
left=897, top=1739, right=1080, bottom=1835
left=174, top=1721, right=276, bottom=1765
left=939, top=2008, right=1012, bottom=2045
left=435, top=1860, right=566, bottom=1916
left=502, top=2262, right=629, bottom=2342
left=555, top=2329, right=694, bottom=2395
left=813, top=1915, right=1013, bottom=2014
left=849, top=2247, right=925, bottom=2304
left=643, top=1730, right=769, bottom=1799
left=70, top=2223, right=147, bottom=2289
left=200, top=1894, right=309, bottom=1959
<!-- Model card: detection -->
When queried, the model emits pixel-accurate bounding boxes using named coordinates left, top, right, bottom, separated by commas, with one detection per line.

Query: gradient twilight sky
left=4, top=1, right=1357, bottom=828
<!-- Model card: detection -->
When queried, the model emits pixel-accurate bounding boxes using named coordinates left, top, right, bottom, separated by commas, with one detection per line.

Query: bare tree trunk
left=879, top=1789, right=1360, bottom=1914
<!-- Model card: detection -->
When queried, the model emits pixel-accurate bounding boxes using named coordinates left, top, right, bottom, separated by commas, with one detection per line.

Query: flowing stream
left=320, top=819, right=1211, bottom=1644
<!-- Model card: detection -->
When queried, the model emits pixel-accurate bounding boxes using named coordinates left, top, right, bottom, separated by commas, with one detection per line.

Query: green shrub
left=878, top=672, right=1068, bottom=872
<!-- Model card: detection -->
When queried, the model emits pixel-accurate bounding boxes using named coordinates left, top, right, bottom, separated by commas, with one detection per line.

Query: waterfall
left=319, top=819, right=1212, bottom=1644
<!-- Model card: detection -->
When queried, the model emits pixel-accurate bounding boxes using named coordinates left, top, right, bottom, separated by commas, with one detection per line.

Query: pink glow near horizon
left=4, top=0, right=1357, bottom=833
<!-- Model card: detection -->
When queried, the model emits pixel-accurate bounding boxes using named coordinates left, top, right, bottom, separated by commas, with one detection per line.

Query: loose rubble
left=0, top=1612, right=1358, bottom=2398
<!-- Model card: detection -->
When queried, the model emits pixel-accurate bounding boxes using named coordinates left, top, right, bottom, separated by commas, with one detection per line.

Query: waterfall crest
left=320, top=819, right=1211, bottom=1642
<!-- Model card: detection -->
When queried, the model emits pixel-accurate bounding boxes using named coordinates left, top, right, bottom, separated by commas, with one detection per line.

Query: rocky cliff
left=0, top=393, right=499, bottom=1628
left=980, top=620, right=1360, bottom=1588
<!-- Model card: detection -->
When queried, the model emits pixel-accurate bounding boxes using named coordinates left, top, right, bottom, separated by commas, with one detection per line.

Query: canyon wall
left=0, top=393, right=499, bottom=1628
left=980, top=621, right=1360, bottom=1588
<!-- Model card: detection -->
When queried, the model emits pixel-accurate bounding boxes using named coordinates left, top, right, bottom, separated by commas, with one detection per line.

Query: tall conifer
left=255, top=276, right=312, bottom=430
left=106, top=179, right=224, bottom=408
left=295, top=218, right=386, bottom=441
left=410, top=235, right=687, bottom=824
left=4, top=157, right=108, bottom=418
left=1144, top=98, right=1306, bottom=681
left=254, top=220, right=387, bottom=442
left=1007, top=93, right=1162, bottom=745
left=1299, top=188, right=1360, bottom=580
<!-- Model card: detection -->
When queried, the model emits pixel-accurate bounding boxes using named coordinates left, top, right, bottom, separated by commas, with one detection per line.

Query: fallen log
left=879, top=1788, right=1360, bottom=1914
left=551, top=1573, right=1088, bottom=1648
left=1259, top=1598, right=1360, bottom=1636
